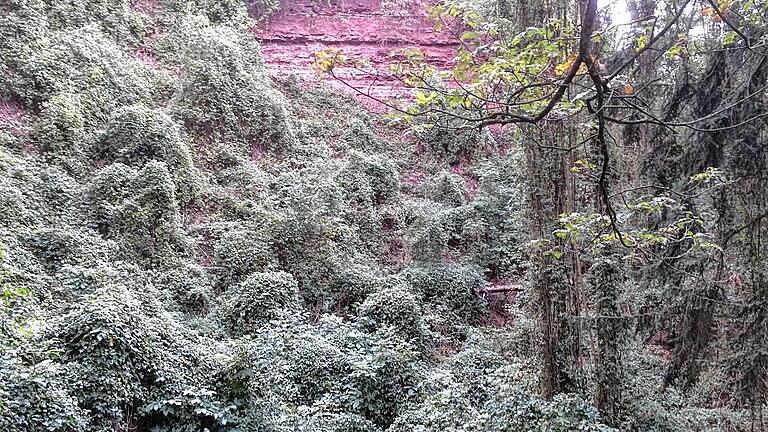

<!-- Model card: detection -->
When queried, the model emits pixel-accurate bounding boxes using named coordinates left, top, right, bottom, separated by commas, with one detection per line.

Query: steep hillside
left=0, top=1, right=554, bottom=431
left=1, top=0, right=759, bottom=431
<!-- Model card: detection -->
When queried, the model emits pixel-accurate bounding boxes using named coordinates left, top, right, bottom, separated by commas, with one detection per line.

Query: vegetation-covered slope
left=0, top=0, right=761, bottom=431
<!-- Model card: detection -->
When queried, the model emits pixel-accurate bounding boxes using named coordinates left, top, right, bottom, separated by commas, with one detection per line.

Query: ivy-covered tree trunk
left=524, top=130, right=578, bottom=398
left=721, top=55, right=768, bottom=425
left=588, top=254, right=625, bottom=426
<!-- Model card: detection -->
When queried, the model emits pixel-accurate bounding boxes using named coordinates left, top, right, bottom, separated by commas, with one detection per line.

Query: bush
left=401, top=264, right=489, bottom=322
left=152, top=262, right=213, bottom=314
left=411, top=215, right=450, bottom=262
left=221, top=318, right=425, bottom=430
left=160, top=0, right=256, bottom=25
left=31, top=92, right=94, bottom=174
left=42, top=0, right=149, bottom=42
left=142, top=387, right=239, bottom=432
left=24, top=227, right=113, bottom=272
left=0, top=150, right=80, bottom=227
left=340, top=331, right=425, bottom=428
left=390, top=351, right=614, bottom=432
left=211, top=162, right=271, bottom=200
left=51, top=286, right=215, bottom=430
left=340, top=117, right=384, bottom=152
left=162, top=17, right=297, bottom=155
left=2, top=25, right=161, bottom=112
left=246, top=0, right=280, bottom=22
left=337, top=151, right=400, bottom=206
left=0, top=355, right=88, bottom=432
left=480, top=392, right=615, bottom=432
left=406, top=201, right=473, bottom=264
left=262, top=166, right=377, bottom=310
left=357, top=286, right=428, bottom=345
left=2, top=16, right=171, bottom=176
left=426, top=171, right=468, bottom=207
left=218, top=271, right=302, bottom=335
left=418, top=124, right=493, bottom=164
left=488, top=305, right=538, bottom=360
left=468, top=152, right=526, bottom=278
left=99, top=104, right=204, bottom=205
left=87, top=162, right=188, bottom=266
left=211, top=223, right=278, bottom=287
left=225, top=323, right=350, bottom=407
left=444, top=344, right=508, bottom=398
left=283, top=411, right=381, bottom=432
left=0, top=249, right=82, bottom=432
left=326, top=263, right=384, bottom=312
left=52, top=288, right=166, bottom=426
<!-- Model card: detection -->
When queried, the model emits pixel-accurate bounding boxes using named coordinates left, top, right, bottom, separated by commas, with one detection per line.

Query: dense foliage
left=1, top=0, right=765, bottom=430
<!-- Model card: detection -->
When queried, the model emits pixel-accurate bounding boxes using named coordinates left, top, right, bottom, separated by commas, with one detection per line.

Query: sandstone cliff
left=254, top=0, right=458, bottom=98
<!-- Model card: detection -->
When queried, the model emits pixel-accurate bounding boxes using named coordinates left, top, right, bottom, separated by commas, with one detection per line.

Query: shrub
left=51, top=286, right=215, bottom=430
left=426, top=171, right=468, bottom=207
left=222, top=319, right=425, bottom=429
left=0, top=355, right=88, bottom=432
left=406, top=202, right=473, bottom=263
left=418, top=123, right=493, bottom=164
left=142, top=387, right=239, bottom=432
left=117, top=162, right=187, bottom=263
left=162, top=17, right=297, bottom=155
left=392, top=389, right=615, bottom=432
left=43, top=0, right=149, bottom=42
left=246, top=0, right=280, bottom=22
left=326, top=263, right=384, bottom=312
left=401, top=264, right=489, bottom=322
left=340, top=117, right=384, bottom=152
left=357, top=287, right=428, bottom=345
left=340, top=331, right=424, bottom=428
left=200, top=0, right=252, bottom=23
left=3, top=16, right=171, bottom=176
left=210, top=223, right=278, bottom=287
left=87, top=162, right=188, bottom=266
left=337, top=151, right=400, bottom=206
left=99, top=104, right=204, bottom=205
left=160, top=0, right=256, bottom=25
left=488, top=304, right=538, bottom=361
left=225, top=323, right=350, bottom=407
left=86, top=162, right=136, bottom=229
left=262, top=166, right=377, bottom=310
left=31, top=92, right=94, bottom=174
left=0, top=151, right=80, bottom=227
left=52, top=288, right=164, bottom=426
left=1, top=25, right=161, bottom=112
left=468, top=152, right=526, bottom=278
left=212, top=162, right=271, bottom=200
left=0, top=182, right=27, bottom=226
left=152, top=262, right=213, bottom=314
left=479, top=392, right=615, bottom=432
left=444, top=344, right=508, bottom=397
left=218, top=271, right=301, bottom=335
left=24, top=227, right=113, bottom=272
left=55, top=263, right=134, bottom=299
left=411, top=216, right=450, bottom=262
left=390, top=351, right=613, bottom=432
left=282, top=409, right=381, bottom=432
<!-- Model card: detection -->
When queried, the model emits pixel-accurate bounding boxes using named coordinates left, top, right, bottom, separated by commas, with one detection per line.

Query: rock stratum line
left=254, top=0, right=459, bottom=99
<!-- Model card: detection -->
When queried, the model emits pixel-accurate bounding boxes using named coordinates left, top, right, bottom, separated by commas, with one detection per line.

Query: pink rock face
left=255, top=0, right=459, bottom=102
left=0, top=99, right=27, bottom=137
left=0, top=100, right=25, bottom=124
left=132, top=0, right=158, bottom=16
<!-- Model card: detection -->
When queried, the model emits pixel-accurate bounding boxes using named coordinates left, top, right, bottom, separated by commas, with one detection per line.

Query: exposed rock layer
left=254, top=0, right=459, bottom=99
